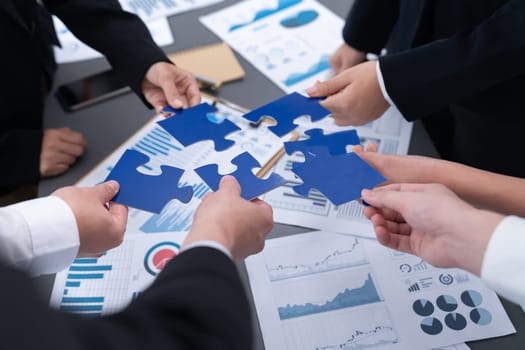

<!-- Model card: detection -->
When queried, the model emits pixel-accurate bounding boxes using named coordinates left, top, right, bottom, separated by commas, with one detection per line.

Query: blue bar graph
left=73, top=258, right=98, bottom=264
left=69, top=265, right=113, bottom=272
left=60, top=305, right=103, bottom=312
left=67, top=273, right=104, bottom=280
left=62, top=297, right=105, bottom=303
left=65, top=281, right=80, bottom=287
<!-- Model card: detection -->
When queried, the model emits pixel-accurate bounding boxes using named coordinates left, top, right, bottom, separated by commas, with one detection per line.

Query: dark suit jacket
left=343, top=0, right=525, bottom=176
left=0, top=0, right=168, bottom=193
left=0, top=247, right=253, bottom=349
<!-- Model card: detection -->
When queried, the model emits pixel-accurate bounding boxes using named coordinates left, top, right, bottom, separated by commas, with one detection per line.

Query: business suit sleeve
left=342, top=0, right=400, bottom=54
left=0, top=247, right=252, bottom=350
left=0, top=130, right=42, bottom=188
left=380, top=0, right=525, bottom=121
left=43, top=0, right=169, bottom=106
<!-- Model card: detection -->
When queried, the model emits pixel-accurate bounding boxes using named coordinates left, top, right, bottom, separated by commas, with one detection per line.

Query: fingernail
left=172, top=99, right=183, bottom=109
left=107, top=180, right=119, bottom=192
left=361, top=189, right=373, bottom=198
left=305, top=85, right=318, bottom=95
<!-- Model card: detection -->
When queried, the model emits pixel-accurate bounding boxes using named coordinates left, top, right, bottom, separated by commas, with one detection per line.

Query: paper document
left=262, top=107, right=413, bottom=238
left=246, top=231, right=514, bottom=349
left=200, top=0, right=344, bottom=93
left=53, top=16, right=173, bottom=63
left=120, top=0, right=223, bottom=22
left=49, top=232, right=186, bottom=315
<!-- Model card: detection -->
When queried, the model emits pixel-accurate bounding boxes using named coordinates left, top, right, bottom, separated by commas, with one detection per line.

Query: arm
left=361, top=183, right=525, bottom=306
left=0, top=176, right=272, bottom=349
left=0, top=130, right=42, bottom=188
left=342, top=0, right=400, bottom=55
left=380, top=0, right=525, bottom=120
left=0, top=247, right=252, bottom=350
left=0, top=181, right=126, bottom=276
left=358, top=152, right=525, bottom=217
left=44, top=0, right=199, bottom=111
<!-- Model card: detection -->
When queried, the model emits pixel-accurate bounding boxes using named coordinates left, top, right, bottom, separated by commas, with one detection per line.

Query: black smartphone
left=55, top=69, right=131, bottom=112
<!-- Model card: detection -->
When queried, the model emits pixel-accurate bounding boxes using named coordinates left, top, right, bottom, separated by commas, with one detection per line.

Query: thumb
left=218, top=175, right=241, bottom=196
left=361, top=188, right=409, bottom=213
left=306, top=74, right=350, bottom=97
left=94, top=180, right=120, bottom=203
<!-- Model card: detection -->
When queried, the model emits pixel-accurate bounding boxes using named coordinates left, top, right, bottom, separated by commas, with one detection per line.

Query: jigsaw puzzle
left=291, top=149, right=386, bottom=205
left=194, top=152, right=286, bottom=200
left=242, top=92, right=330, bottom=137
left=105, top=149, right=193, bottom=213
left=158, top=103, right=241, bottom=151
left=284, top=128, right=360, bottom=160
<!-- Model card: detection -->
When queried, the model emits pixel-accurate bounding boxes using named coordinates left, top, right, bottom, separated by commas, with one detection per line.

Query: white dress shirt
left=0, top=196, right=232, bottom=276
left=0, top=196, right=79, bottom=276
left=481, top=215, right=525, bottom=307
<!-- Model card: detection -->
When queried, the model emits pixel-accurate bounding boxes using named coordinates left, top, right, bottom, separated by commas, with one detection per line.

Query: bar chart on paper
left=52, top=243, right=135, bottom=316
left=120, top=0, right=223, bottom=21
left=50, top=233, right=187, bottom=316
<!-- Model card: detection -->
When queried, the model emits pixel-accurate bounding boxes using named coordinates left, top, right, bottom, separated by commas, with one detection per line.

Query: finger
left=146, top=91, right=169, bottom=114
left=375, top=228, right=414, bottom=254
left=361, top=188, right=403, bottom=210
left=162, top=79, right=185, bottom=109
left=366, top=142, right=378, bottom=152
left=108, top=203, right=128, bottom=232
left=58, top=142, right=85, bottom=157
left=58, top=128, right=87, bottom=146
left=306, top=73, right=352, bottom=97
left=51, top=152, right=77, bottom=166
left=94, top=181, right=120, bottom=203
left=186, top=82, right=201, bottom=107
left=218, top=175, right=242, bottom=196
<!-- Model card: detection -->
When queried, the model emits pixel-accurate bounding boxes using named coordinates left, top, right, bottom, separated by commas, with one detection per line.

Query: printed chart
left=50, top=232, right=187, bottom=315
left=120, top=0, right=223, bottom=21
left=246, top=231, right=514, bottom=349
left=200, top=0, right=344, bottom=93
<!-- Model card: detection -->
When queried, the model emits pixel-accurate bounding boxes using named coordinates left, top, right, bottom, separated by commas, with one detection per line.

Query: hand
left=329, top=44, right=366, bottom=74
left=361, top=183, right=504, bottom=275
left=141, top=62, right=201, bottom=113
left=52, top=181, right=128, bottom=257
left=183, top=176, right=274, bottom=262
left=40, top=127, right=86, bottom=177
left=306, top=61, right=389, bottom=126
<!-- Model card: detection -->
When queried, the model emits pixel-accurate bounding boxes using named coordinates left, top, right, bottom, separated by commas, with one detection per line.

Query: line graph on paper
left=280, top=303, right=399, bottom=350
left=265, top=237, right=368, bottom=281
left=315, top=325, right=398, bottom=350
left=277, top=272, right=382, bottom=320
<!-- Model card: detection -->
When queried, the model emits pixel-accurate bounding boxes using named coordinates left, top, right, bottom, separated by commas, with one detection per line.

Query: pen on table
left=194, top=73, right=221, bottom=90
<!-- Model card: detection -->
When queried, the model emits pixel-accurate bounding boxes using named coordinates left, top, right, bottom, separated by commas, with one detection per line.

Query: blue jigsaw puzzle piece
left=242, top=92, right=330, bottom=137
left=291, top=152, right=386, bottom=206
left=158, top=103, right=241, bottom=151
left=194, top=152, right=286, bottom=200
left=105, top=149, right=193, bottom=213
left=284, top=128, right=360, bottom=160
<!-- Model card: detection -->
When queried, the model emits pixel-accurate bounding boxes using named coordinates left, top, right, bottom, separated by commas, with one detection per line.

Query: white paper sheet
left=120, top=0, right=223, bottom=22
left=262, top=107, right=413, bottom=238
left=49, top=232, right=187, bottom=315
left=200, top=0, right=344, bottom=93
left=246, top=231, right=514, bottom=349
left=53, top=16, right=174, bottom=63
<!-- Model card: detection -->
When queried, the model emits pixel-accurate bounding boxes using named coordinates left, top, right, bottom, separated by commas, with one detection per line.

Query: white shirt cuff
left=481, top=216, right=525, bottom=307
left=376, top=60, right=397, bottom=109
left=181, top=240, right=232, bottom=260
left=10, top=196, right=79, bottom=276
